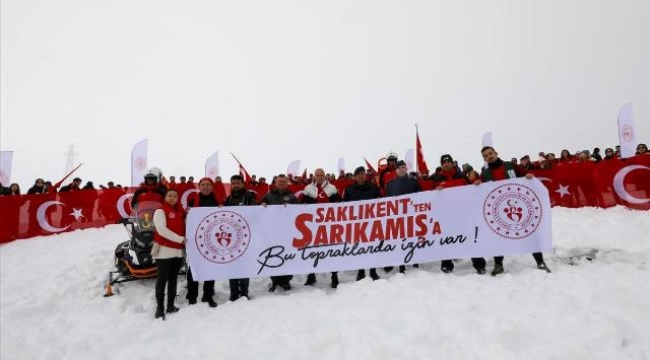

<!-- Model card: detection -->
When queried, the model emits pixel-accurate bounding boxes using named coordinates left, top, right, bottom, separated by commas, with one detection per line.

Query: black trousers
left=271, top=275, right=293, bottom=286
left=494, top=252, right=544, bottom=265
left=229, top=278, right=250, bottom=300
left=186, top=267, right=215, bottom=300
left=155, top=257, right=183, bottom=306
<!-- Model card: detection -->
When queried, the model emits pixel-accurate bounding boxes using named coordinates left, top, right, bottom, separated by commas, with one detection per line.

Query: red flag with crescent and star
left=416, top=126, right=430, bottom=175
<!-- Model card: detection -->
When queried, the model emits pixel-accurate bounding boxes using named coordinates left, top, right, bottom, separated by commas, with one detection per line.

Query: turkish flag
left=416, top=129, right=430, bottom=175
left=530, top=155, right=650, bottom=210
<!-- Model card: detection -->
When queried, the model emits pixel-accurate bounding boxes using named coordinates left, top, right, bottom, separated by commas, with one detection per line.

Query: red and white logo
left=195, top=211, right=251, bottom=264
left=133, top=156, right=147, bottom=171
left=207, top=166, right=218, bottom=178
left=483, top=183, right=543, bottom=240
left=621, top=125, right=634, bottom=143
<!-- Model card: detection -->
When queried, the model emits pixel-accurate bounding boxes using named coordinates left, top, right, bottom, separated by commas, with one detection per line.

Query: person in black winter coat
left=27, top=178, right=47, bottom=194
left=261, top=174, right=299, bottom=292
left=343, top=166, right=382, bottom=281
left=224, top=174, right=258, bottom=301
left=186, top=177, right=220, bottom=307
left=385, top=160, right=422, bottom=274
left=59, top=177, right=82, bottom=192
left=385, top=161, right=422, bottom=198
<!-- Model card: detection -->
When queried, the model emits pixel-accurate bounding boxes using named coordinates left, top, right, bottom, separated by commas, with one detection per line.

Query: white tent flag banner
left=0, top=151, right=13, bottom=185
left=131, top=139, right=148, bottom=187
left=337, top=157, right=345, bottom=174
left=287, top=160, right=301, bottom=177
left=404, top=149, right=415, bottom=172
left=205, top=151, right=220, bottom=178
left=482, top=131, right=493, bottom=147
left=186, top=178, right=552, bottom=281
left=617, top=103, right=636, bottom=158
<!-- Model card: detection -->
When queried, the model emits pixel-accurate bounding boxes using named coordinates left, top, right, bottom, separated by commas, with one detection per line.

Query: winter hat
left=354, top=166, right=366, bottom=176
left=396, top=160, right=407, bottom=168
left=440, top=154, right=453, bottom=164
left=462, top=163, right=473, bottom=171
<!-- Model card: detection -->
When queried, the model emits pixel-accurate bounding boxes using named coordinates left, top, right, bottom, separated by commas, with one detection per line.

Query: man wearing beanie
left=343, top=166, right=382, bottom=281
left=477, top=146, right=550, bottom=275
left=261, top=174, right=300, bottom=292
left=224, top=174, right=258, bottom=300
left=430, top=154, right=487, bottom=274
left=185, top=177, right=220, bottom=307
left=385, top=160, right=422, bottom=274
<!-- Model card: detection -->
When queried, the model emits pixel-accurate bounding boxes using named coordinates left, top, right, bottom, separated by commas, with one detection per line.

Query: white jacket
left=151, top=208, right=185, bottom=260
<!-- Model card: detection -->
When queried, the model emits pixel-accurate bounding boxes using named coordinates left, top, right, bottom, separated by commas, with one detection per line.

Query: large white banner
left=287, top=160, right=301, bottom=177
left=186, top=178, right=552, bottom=281
left=617, top=103, right=636, bottom=158
left=482, top=131, right=493, bottom=147
left=404, top=149, right=415, bottom=172
left=337, top=157, right=345, bottom=173
left=131, top=139, right=148, bottom=187
left=205, top=151, right=220, bottom=178
left=0, top=151, right=13, bottom=185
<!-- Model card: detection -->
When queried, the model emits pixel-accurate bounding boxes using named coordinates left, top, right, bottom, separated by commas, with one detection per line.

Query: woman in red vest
left=152, top=189, right=186, bottom=320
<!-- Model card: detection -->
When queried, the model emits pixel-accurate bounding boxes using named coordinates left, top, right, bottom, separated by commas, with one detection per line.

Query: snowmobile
left=104, top=200, right=164, bottom=296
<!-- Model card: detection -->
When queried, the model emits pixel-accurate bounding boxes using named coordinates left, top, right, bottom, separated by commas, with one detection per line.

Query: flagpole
left=53, top=163, right=83, bottom=189
left=415, top=123, right=419, bottom=173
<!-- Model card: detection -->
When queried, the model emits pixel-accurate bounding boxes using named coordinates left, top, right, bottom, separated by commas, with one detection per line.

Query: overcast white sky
left=1, top=0, right=649, bottom=188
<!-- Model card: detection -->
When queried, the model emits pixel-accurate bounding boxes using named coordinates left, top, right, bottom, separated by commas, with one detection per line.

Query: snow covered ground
left=1, top=207, right=649, bottom=360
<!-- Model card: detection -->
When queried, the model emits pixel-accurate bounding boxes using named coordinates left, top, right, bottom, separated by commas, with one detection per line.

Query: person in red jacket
left=152, top=189, right=186, bottom=320
left=476, top=146, right=549, bottom=276
left=131, top=168, right=167, bottom=208
left=378, top=151, right=399, bottom=192
left=431, top=154, right=487, bottom=274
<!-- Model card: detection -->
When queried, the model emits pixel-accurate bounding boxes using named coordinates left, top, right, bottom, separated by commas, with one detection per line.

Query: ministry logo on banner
left=185, top=178, right=552, bottom=281
left=195, top=211, right=251, bottom=264
left=483, top=184, right=543, bottom=239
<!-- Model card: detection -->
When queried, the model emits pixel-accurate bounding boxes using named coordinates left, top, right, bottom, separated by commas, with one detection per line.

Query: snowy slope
left=1, top=207, right=649, bottom=360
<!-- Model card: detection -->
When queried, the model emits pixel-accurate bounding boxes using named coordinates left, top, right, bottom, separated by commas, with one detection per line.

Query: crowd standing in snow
left=1, top=142, right=648, bottom=319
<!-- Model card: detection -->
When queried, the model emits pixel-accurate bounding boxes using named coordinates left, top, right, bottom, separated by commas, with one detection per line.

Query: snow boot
left=356, top=270, right=366, bottom=281
left=280, top=282, right=292, bottom=291
left=304, top=273, right=317, bottom=286
left=155, top=295, right=166, bottom=320
left=331, top=273, right=339, bottom=289
left=155, top=306, right=165, bottom=320
left=491, top=264, right=505, bottom=276
left=202, top=297, right=217, bottom=308
left=537, top=262, right=552, bottom=273
left=369, top=268, right=380, bottom=280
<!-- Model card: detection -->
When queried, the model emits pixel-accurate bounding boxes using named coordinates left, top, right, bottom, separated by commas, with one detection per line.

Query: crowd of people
left=1, top=142, right=647, bottom=199
left=1, top=142, right=648, bottom=320
left=138, top=141, right=649, bottom=320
